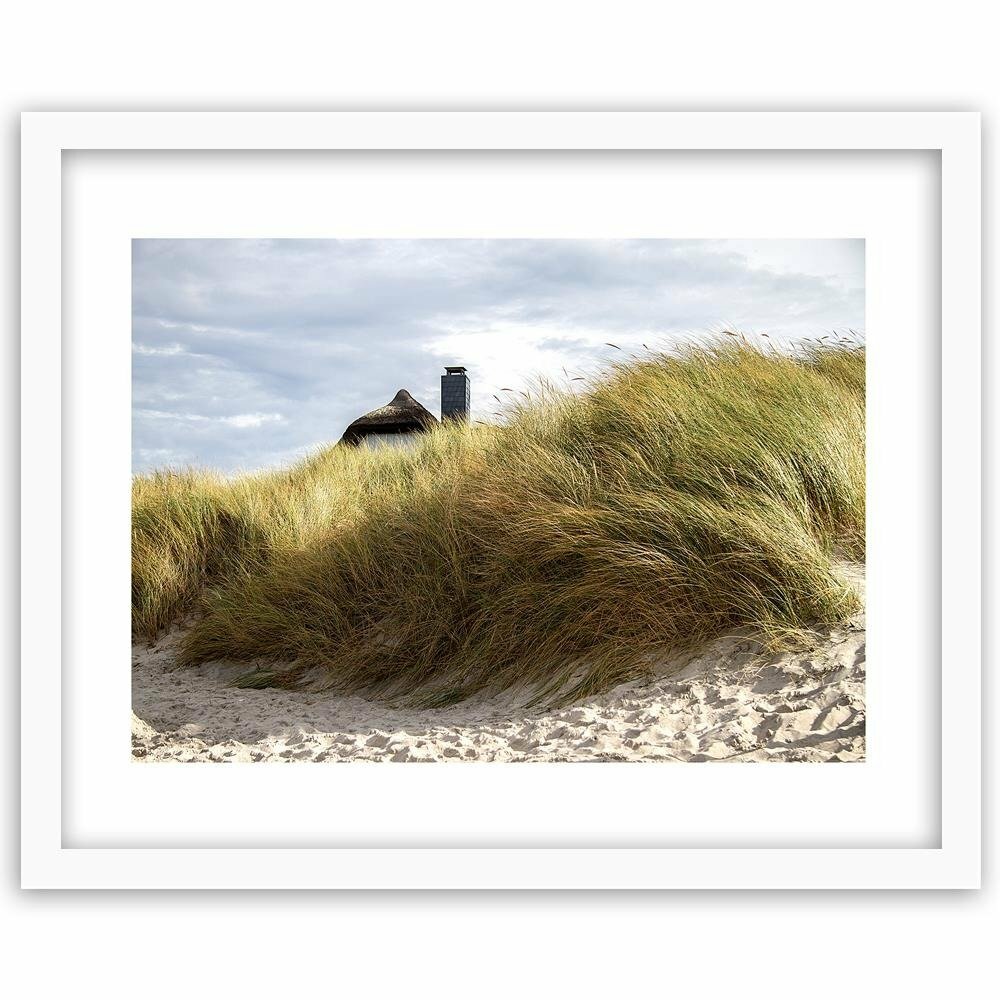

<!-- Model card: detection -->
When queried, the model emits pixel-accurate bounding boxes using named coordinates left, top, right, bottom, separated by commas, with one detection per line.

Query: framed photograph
left=21, top=111, right=980, bottom=888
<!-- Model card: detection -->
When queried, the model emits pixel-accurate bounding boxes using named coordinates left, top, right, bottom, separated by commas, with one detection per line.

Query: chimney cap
left=444, top=365, right=467, bottom=374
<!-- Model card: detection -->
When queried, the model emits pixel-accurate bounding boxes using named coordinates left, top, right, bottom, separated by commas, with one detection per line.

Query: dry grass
left=132, top=337, right=865, bottom=703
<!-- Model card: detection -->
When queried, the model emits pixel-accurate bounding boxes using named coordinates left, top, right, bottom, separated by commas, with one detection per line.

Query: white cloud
left=218, top=413, right=285, bottom=429
left=132, top=342, right=188, bottom=356
left=720, top=239, right=865, bottom=291
left=135, top=409, right=284, bottom=428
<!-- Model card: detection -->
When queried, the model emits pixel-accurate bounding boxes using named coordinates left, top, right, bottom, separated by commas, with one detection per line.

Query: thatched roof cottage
left=339, top=389, right=439, bottom=449
left=339, top=366, right=471, bottom=450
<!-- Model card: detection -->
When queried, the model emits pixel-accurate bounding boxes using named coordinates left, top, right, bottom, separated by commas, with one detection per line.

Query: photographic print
left=131, top=237, right=866, bottom=764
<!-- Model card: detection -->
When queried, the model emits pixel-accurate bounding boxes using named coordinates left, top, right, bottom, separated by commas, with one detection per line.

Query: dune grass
left=132, top=337, right=865, bottom=703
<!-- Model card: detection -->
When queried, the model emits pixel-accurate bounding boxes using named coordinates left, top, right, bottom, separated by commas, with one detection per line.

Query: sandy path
left=132, top=565, right=865, bottom=764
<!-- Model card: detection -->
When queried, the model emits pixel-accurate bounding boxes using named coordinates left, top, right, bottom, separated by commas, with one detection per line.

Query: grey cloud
left=132, top=239, right=864, bottom=473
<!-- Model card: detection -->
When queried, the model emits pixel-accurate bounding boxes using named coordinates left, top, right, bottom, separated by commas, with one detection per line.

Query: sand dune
left=131, top=564, right=865, bottom=764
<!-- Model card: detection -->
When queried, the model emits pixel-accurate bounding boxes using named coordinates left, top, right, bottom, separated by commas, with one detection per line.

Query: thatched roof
left=339, top=389, right=439, bottom=446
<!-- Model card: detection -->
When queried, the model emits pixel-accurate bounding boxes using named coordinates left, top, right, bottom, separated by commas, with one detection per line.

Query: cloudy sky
left=132, top=238, right=864, bottom=473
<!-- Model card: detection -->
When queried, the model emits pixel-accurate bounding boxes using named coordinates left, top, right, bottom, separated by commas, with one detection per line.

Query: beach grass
left=132, top=337, right=865, bottom=703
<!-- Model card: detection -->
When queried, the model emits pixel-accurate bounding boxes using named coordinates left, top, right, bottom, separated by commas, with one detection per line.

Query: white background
left=63, top=149, right=937, bottom=851
left=4, top=3, right=995, bottom=998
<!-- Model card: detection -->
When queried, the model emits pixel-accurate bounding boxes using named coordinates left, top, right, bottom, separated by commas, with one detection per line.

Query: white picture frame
left=21, top=111, right=981, bottom=889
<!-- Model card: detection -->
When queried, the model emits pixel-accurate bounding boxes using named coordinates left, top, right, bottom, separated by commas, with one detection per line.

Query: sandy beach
left=131, top=564, right=865, bottom=764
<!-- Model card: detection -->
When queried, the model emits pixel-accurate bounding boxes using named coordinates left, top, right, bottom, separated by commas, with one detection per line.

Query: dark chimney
left=441, top=366, right=470, bottom=423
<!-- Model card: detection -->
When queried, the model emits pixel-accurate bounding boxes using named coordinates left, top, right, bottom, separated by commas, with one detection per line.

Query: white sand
left=132, top=564, right=865, bottom=764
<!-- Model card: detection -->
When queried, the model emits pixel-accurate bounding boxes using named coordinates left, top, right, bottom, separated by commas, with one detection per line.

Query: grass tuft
left=132, top=338, right=865, bottom=702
